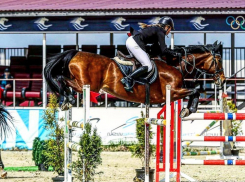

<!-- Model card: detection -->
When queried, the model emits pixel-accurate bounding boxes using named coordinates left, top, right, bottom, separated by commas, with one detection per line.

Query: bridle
left=180, top=47, right=223, bottom=86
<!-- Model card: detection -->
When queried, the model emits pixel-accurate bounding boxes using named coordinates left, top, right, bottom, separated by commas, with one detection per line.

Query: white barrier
left=64, top=85, right=90, bottom=182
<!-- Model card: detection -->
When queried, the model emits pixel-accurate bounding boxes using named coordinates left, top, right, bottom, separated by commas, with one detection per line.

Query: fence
left=0, top=48, right=28, bottom=65
left=0, top=47, right=244, bottom=77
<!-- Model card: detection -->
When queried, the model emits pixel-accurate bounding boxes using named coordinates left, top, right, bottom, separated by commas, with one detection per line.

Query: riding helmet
left=158, top=16, right=175, bottom=30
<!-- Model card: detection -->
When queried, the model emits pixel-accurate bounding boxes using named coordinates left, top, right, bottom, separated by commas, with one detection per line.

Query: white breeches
left=126, top=36, right=152, bottom=72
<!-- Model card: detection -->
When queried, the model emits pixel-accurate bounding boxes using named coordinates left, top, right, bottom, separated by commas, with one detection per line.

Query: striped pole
left=196, top=110, right=221, bottom=113
left=183, top=150, right=221, bottom=156
left=182, top=113, right=245, bottom=121
left=165, top=85, right=171, bottom=182
left=67, top=142, right=82, bottom=151
left=182, top=120, right=219, bottom=148
left=182, top=159, right=245, bottom=165
left=68, top=120, right=84, bottom=129
left=182, top=136, right=245, bottom=142
left=145, top=118, right=166, bottom=126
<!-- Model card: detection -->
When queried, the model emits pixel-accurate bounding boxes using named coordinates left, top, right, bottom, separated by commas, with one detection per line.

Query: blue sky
left=0, top=33, right=244, bottom=48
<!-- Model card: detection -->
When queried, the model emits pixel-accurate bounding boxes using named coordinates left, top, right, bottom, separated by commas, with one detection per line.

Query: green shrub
left=129, top=111, right=155, bottom=167
left=72, top=122, right=103, bottom=181
left=42, top=93, right=64, bottom=175
left=32, top=137, right=49, bottom=169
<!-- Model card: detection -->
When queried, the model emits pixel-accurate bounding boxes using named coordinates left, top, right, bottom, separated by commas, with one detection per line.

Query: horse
left=44, top=42, right=226, bottom=117
left=0, top=107, right=14, bottom=178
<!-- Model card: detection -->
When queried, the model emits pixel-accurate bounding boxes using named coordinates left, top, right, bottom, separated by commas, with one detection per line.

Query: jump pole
left=182, top=159, right=245, bottom=165
left=64, top=85, right=90, bottom=182
left=182, top=113, right=245, bottom=120
left=182, top=136, right=245, bottom=142
left=165, top=85, right=171, bottom=182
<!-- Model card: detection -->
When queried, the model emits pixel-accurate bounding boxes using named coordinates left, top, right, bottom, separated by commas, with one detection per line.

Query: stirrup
left=124, top=86, right=134, bottom=93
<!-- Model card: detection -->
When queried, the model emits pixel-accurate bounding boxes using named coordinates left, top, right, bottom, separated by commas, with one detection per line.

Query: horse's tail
left=0, top=106, right=14, bottom=139
left=44, top=50, right=78, bottom=95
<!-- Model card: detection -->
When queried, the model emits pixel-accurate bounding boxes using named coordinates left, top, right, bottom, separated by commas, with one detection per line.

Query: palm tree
left=0, top=106, right=14, bottom=178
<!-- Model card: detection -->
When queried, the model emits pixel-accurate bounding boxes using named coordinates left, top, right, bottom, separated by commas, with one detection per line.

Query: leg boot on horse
left=179, top=89, right=200, bottom=118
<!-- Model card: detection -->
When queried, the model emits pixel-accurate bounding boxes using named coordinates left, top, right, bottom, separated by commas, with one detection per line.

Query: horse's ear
left=213, top=40, right=218, bottom=46
left=214, top=42, right=222, bottom=52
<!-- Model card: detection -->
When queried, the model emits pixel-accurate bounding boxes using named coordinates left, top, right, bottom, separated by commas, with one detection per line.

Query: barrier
left=183, top=150, right=221, bottom=156
left=64, top=85, right=90, bottom=182
left=182, top=159, right=245, bottom=165
left=182, top=113, right=245, bottom=120
left=154, top=85, right=245, bottom=182
left=182, top=136, right=245, bottom=142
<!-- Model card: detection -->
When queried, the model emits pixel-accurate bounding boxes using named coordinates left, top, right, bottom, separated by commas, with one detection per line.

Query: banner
left=1, top=108, right=245, bottom=149
left=0, top=15, right=244, bottom=32
left=0, top=109, right=49, bottom=149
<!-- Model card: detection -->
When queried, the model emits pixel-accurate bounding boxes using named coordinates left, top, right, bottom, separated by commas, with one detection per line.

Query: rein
left=180, top=47, right=223, bottom=84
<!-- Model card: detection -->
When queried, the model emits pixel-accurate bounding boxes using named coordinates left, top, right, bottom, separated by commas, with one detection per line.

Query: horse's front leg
left=57, top=75, right=77, bottom=110
left=187, top=89, right=200, bottom=114
left=172, top=88, right=200, bottom=117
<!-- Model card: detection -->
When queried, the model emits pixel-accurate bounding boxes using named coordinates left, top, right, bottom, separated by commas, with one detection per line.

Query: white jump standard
left=64, top=85, right=90, bottom=182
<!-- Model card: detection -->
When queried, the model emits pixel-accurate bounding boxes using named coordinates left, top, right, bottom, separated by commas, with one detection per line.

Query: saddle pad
left=112, top=57, right=158, bottom=85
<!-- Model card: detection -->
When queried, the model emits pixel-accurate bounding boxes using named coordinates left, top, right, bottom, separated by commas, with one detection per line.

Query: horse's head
left=195, top=42, right=226, bottom=87
left=0, top=18, right=8, bottom=22
left=200, top=17, right=205, bottom=21
left=71, top=17, right=85, bottom=24
left=112, top=17, right=126, bottom=25
left=76, top=17, right=85, bottom=22
left=35, top=17, right=49, bottom=24
left=182, top=42, right=226, bottom=87
left=149, top=17, right=161, bottom=24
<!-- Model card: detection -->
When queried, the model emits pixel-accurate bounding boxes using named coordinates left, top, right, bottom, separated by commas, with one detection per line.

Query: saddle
left=112, top=51, right=158, bottom=85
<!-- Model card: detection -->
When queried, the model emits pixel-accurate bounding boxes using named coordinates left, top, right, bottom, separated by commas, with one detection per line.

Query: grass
left=5, top=166, right=54, bottom=172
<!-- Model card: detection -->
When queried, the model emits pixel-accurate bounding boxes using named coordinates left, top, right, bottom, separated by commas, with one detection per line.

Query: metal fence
left=0, top=48, right=28, bottom=65
left=0, top=47, right=244, bottom=78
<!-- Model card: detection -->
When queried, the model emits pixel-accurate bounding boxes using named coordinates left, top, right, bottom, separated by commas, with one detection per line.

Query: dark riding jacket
left=130, top=26, right=177, bottom=57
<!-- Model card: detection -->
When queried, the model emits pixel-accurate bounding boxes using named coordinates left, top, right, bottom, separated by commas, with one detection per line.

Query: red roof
left=0, top=0, right=244, bottom=11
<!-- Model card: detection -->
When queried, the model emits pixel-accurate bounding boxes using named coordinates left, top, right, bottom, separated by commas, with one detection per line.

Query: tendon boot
left=64, top=87, right=75, bottom=105
left=121, top=66, right=148, bottom=93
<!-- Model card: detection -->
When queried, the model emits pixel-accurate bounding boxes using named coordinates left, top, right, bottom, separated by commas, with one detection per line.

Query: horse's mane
left=174, top=45, right=211, bottom=54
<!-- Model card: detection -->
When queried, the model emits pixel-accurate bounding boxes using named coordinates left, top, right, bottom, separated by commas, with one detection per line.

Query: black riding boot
left=121, top=66, right=148, bottom=92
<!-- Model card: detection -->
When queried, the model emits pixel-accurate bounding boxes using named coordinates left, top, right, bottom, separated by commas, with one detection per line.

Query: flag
left=90, top=91, right=100, bottom=104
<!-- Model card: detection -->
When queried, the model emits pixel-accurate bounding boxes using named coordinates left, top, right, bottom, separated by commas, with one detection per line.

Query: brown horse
left=44, top=43, right=226, bottom=116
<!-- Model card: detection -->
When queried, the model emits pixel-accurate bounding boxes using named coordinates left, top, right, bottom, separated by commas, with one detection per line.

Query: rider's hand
left=177, top=53, right=182, bottom=57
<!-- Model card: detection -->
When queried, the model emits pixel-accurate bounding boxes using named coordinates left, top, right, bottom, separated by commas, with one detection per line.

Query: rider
left=121, top=16, right=179, bottom=92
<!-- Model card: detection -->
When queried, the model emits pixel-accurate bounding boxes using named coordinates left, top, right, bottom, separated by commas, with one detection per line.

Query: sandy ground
left=1, top=151, right=245, bottom=182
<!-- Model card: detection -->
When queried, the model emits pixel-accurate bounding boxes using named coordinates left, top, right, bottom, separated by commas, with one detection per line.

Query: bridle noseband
left=180, top=47, right=223, bottom=85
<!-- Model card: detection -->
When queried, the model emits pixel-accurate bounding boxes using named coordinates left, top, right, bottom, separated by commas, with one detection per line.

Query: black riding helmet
left=158, top=16, right=175, bottom=30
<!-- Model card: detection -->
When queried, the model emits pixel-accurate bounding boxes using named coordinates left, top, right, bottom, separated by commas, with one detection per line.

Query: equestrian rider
left=121, top=16, right=179, bottom=92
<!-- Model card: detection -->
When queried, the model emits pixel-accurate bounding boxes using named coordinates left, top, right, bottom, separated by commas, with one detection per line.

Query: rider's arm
left=157, top=30, right=177, bottom=57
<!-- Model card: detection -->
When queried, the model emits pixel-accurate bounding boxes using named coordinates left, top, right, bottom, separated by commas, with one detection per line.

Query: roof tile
left=0, top=0, right=244, bottom=11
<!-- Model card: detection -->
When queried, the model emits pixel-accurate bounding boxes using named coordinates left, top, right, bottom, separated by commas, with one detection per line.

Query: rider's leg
left=121, top=36, right=152, bottom=92
left=121, top=66, right=148, bottom=91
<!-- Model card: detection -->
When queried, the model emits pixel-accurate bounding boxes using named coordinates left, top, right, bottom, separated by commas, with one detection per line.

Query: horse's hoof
left=179, top=108, right=190, bottom=118
left=1, top=171, right=7, bottom=179
left=68, top=95, right=75, bottom=105
left=61, top=102, right=73, bottom=111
